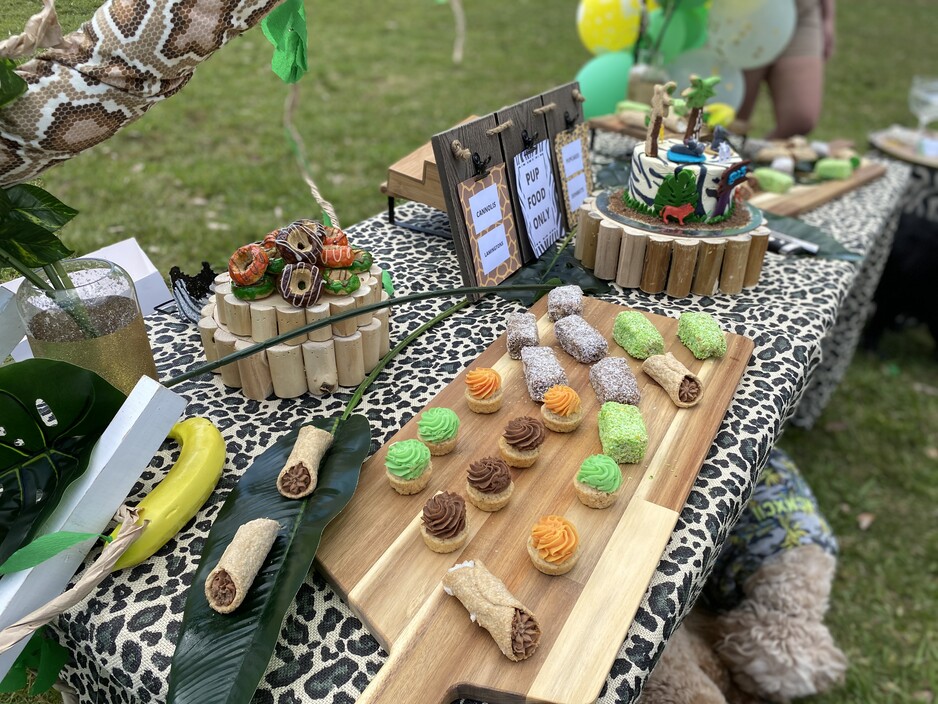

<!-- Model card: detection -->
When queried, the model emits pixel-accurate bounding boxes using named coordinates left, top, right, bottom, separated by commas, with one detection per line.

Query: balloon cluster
left=574, top=0, right=797, bottom=119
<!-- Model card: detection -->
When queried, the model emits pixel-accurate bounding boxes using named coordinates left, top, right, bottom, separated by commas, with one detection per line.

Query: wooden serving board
left=317, top=297, right=753, bottom=704
left=749, top=161, right=887, bottom=217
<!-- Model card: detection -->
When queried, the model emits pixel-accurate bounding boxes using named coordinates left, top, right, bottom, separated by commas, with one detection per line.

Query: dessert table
left=49, top=139, right=909, bottom=704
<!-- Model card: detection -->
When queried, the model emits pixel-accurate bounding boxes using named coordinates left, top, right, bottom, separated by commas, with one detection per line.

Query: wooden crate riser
left=577, top=206, right=770, bottom=297
left=198, top=266, right=391, bottom=401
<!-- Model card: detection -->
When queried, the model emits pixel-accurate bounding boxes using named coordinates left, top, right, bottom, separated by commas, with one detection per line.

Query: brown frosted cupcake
left=466, top=457, right=514, bottom=512
left=498, top=416, right=546, bottom=468
left=465, top=367, right=503, bottom=413
left=540, top=384, right=583, bottom=433
left=420, top=491, right=468, bottom=553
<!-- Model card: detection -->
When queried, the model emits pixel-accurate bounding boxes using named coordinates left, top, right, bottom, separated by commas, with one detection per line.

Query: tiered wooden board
left=574, top=198, right=770, bottom=298
left=317, top=296, right=753, bottom=704
left=196, top=265, right=390, bottom=401
left=748, top=162, right=888, bottom=217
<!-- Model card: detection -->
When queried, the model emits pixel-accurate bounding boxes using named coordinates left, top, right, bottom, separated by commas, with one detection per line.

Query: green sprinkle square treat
left=677, top=312, right=727, bottom=360
left=613, top=311, right=664, bottom=360
left=597, top=402, right=647, bottom=464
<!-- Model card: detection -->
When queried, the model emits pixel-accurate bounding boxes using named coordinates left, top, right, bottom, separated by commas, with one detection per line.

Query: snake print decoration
left=0, top=0, right=285, bottom=187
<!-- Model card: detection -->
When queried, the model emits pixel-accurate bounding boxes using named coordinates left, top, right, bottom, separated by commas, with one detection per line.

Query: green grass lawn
left=2, top=1, right=937, bottom=703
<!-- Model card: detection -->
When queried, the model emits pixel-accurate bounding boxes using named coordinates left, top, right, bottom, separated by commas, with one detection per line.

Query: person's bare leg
left=737, top=66, right=770, bottom=128
left=765, top=55, right=824, bottom=138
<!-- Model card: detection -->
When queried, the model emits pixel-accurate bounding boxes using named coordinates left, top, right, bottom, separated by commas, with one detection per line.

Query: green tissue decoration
left=653, top=170, right=698, bottom=211
left=0, top=59, right=28, bottom=109
left=0, top=629, right=70, bottom=695
left=261, top=0, right=308, bottom=84
left=0, top=531, right=110, bottom=575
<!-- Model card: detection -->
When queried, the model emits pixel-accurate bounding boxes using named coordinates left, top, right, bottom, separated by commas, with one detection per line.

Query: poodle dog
left=643, top=449, right=847, bottom=703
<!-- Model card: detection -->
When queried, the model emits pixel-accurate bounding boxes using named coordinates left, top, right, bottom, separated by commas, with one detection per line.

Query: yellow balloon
left=577, top=0, right=642, bottom=55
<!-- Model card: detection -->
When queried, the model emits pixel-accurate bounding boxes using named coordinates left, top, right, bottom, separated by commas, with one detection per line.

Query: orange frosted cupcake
left=540, top=384, right=583, bottom=433
left=465, top=368, right=503, bottom=414
left=527, top=515, right=579, bottom=576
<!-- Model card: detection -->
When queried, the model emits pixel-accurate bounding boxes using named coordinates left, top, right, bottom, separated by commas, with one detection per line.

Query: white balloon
left=664, top=48, right=746, bottom=112
left=707, top=0, right=797, bottom=70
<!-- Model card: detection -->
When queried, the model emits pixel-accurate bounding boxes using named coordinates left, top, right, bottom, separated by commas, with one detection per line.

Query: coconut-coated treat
left=506, top=312, right=539, bottom=360
left=589, top=356, right=641, bottom=405
left=597, top=402, right=647, bottom=464
left=677, top=312, right=727, bottom=360
left=612, top=311, right=664, bottom=360
left=554, top=314, right=608, bottom=363
left=547, top=284, right=583, bottom=322
left=521, top=346, right=568, bottom=403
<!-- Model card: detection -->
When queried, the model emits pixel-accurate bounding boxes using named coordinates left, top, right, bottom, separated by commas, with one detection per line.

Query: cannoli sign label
left=457, top=163, right=522, bottom=286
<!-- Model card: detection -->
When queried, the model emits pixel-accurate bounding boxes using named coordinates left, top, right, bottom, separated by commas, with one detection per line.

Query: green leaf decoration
left=381, top=269, right=394, bottom=297
left=763, top=212, right=862, bottom=261
left=497, top=241, right=610, bottom=306
left=0, top=184, right=77, bottom=267
left=653, top=170, right=699, bottom=211
left=0, top=628, right=69, bottom=695
left=0, top=531, right=106, bottom=575
left=0, top=217, right=74, bottom=268
left=2, top=184, right=79, bottom=231
left=0, top=59, right=27, bottom=110
left=166, top=414, right=371, bottom=704
left=261, top=0, right=308, bottom=84
left=0, top=359, right=125, bottom=565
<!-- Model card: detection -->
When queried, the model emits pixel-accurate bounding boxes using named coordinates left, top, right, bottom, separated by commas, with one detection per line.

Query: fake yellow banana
left=113, top=417, right=226, bottom=569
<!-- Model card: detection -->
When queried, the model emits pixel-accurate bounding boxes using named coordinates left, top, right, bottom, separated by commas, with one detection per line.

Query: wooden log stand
left=199, top=265, right=390, bottom=401
left=577, top=203, right=770, bottom=298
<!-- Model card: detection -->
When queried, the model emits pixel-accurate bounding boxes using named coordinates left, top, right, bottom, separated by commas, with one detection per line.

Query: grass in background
left=1, top=1, right=937, bottom=703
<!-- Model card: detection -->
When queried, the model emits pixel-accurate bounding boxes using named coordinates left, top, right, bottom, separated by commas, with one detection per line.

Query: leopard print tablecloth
left=51, top=159, right=908, bottom=702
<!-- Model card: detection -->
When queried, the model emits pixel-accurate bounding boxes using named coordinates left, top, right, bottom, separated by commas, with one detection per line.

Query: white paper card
left=477, top=222, right=510, bottom=275
left=567, top=171, right=589, bottom=213
left=468, top=183, right=501, bottom=234
left=561, top=138, right=585, bottom=177
left=513, top=141, right=563, bottom=257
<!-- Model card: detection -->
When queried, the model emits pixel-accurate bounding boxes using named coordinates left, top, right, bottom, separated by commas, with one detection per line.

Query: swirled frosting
left=576, top=454, right=623, bottom=493
left=503, top=416, right=545, bottom=452
left=466, top=368, right=501, bottom=399
left=418, top=407, right=460, bottom=443
left=467, top=457, right=511, bottom=494
left=543, top=385, right=581, bottom=417
left=422, top=491, right=467, bottom=539
left=385, top=439, right=430, bottom=480
left=511, top=610, right=540, bottom=659
left=530, top=515, right=578, bottom=563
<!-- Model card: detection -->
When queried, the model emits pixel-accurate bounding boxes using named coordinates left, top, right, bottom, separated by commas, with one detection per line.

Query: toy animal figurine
left=661, top=203, right=695, bottom=225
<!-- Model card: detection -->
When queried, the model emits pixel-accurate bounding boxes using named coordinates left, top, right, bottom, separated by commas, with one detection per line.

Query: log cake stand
left=196, top=264, right=390, bottom=401
left=574, top=197, right=770, bottom=297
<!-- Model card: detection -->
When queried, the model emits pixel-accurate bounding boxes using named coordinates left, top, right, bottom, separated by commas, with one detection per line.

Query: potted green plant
left=0, top=180, right=159, bottom=395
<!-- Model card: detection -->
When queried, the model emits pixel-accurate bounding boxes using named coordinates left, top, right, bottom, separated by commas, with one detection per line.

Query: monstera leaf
left=0, top=359, right=125, bottom=564
left=654, top=170, right=699, bottom=210
left=497, top=241, right=610, bottom=306
left=167, top=414, right=371, bottom=704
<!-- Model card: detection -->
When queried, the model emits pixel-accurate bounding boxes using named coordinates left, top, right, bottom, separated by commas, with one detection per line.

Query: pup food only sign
left=513, top=141, right=563, bottom=258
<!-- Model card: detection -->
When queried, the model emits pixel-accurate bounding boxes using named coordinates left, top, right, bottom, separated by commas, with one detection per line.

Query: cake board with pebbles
left=315, top=296, right=753, bottom=704
left=196, top=263, right=390, bottom=401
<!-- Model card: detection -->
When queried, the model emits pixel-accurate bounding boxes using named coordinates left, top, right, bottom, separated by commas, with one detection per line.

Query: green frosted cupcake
left=597, top=402, right=648, bottom=464
left=574, top=454, right=624, bottom=509
left=385, top=439, right=433, bottom=495
left=677, top=312, right=727, bottom=360
left=417, top=407, right=460, bottom=456
left=613, top=311, right=664, bottom=360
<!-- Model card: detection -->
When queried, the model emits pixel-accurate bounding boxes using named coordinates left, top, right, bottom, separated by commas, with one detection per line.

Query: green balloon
left=575, top=52, right=635, bottom=119
left=681, top=6, right=709, bottom=53
left=646, top=8, right=687, bottom=65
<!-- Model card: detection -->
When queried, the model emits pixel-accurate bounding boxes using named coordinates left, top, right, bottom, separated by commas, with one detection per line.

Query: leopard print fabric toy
left=0, top=0, right=284, bottom=186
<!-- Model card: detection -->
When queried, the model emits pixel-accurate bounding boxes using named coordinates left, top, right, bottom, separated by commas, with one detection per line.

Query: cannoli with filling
left=442, top=559, right=541, bottom=661
left=642, top=352, right=703, bottom=407
left=205, top=518, right=280, bottom=614
left=276, top=425, right=334, bottom=499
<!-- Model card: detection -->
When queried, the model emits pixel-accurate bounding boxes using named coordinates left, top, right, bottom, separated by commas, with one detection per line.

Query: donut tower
left=196, top=220, right=391, bottom=401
